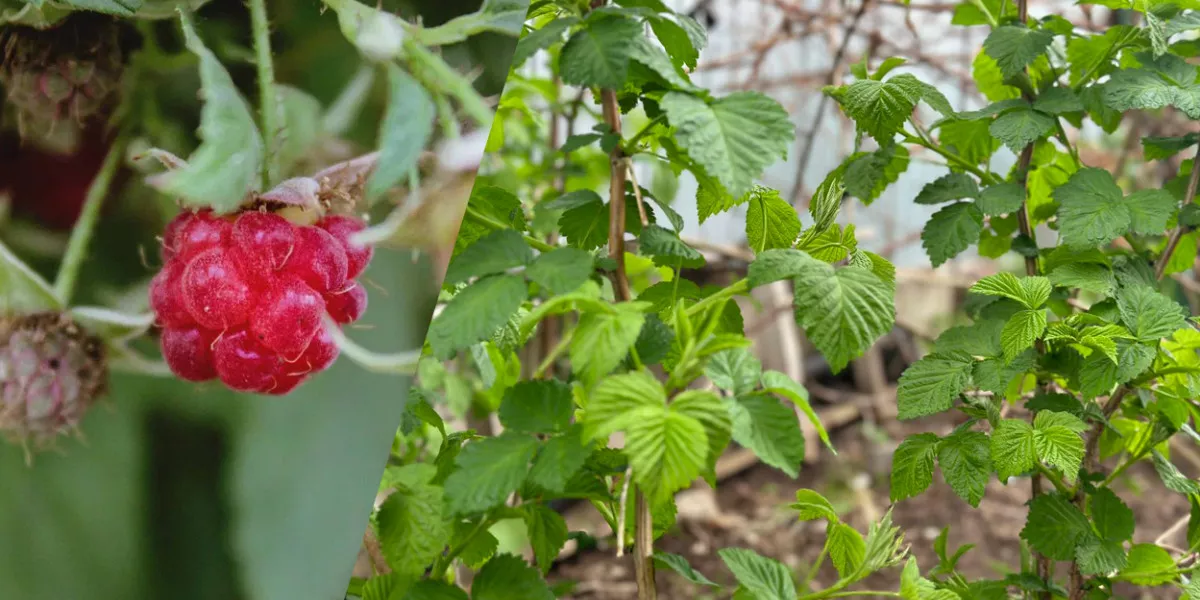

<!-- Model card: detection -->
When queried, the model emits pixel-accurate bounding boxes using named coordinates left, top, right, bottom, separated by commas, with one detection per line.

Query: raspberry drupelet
left=150, top=208, right=373, bottom=395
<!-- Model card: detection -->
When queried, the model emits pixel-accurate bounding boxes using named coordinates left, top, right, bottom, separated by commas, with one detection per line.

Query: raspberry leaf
left=718, top=548, right=797, bottom=600
left=366, top=64, right=436, bottom=203
left=0, top=239, right=62, bottom=313
left=151, top=11, right=264, bottom=213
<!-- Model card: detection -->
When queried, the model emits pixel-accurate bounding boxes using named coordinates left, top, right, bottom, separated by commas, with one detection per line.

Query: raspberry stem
left=249, top=0, right=279, bottom=189
left=53, top=136, right=127, bottom=305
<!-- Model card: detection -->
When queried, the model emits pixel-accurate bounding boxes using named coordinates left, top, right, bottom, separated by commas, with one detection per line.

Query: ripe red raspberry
left=150, top=208, right=371, bottom=395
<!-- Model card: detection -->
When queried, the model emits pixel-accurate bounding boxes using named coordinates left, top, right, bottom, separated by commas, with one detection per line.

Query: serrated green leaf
left=744, top=187, right=802, bottom=253
left=512, top=17, right=578, bottom=68
left=1021, top=494, right=1092, bottom=560
left=1118, top=544, right=1178, bottom=585
left=154, top=12, right=263, bottom=212
left=1090, top=487, right=1135, bottom=543
left=891, top=433, right=940, bottom=501
left=827, top=523, right=867, bottom=579
left=571, top=305, right=647, bottom=385
left=428, top=275, right=528, bottom=359
left=706, top=348, right=763, bottom=395
left=746, top=249, right=822, bottom=288
left=626, top=405, right=708, bottom=504
left=1076, top=538, right=1127, bottom=576
left=662, top=91, right=794, bottom=198
left=1032, top=411, right=1086, bottom=483
left=1143, top=133, right=1200, bottom=161
left=976, top=183, right=1025, bottom=216
left=1048, top=262, right=1116, bottom=296
left=1001, top=309, right=1046, bottom=361
left=522, top=504, right=568, bottom=575
left=937, top=430, right=991, bottom=507
left=1033, top=87, right=1084, bottom=114
left=792, top=488, right=839, bottom=521
left=982, top=25, right=1054, bottom=79
left=761, top=370, right=833, bottom=451
left=989, top=106, right=1055, bottom=153
left=640, top=224, right=706, bottom=268
left=839, top=74, right=925, bottom=142
left=1118, top=284, right=1188, bottom=341
left=472, top=554, right=554, bottom=600
left=672, top=389, right=733, bottom=472
left=791, top=263, right=895, bottom=373
left=653, top=552, right=719, bottom=587
left=718, top=548, right=796, bottom=600
left=1104, top=66, right=1200, bottom=119
left=559, top=15, right=642, bottom=88
left=897, top=352, right=974, bottom=419
left=443, top=433, right=538, bottom=515
left=991, top=419, right=1036, bottom=480
left=525, top=247, right=594, bottom=295
left=729, top=393, right=806, bottom=478
left=922, top=202, right=983, bottom=267
left=367, top=65, right=435, bottom=202
left=375, top=479, right=449, bottom=577
left=915, top=173, right=980, bottom=205
left=528, top=426, right=591, bottom=494
left=499, top=380, right=574, bottom=435
left=445, top=230, right=534, bottom=285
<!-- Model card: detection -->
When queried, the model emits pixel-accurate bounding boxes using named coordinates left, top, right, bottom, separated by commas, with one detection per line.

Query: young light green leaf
left=366, top=65, right=435, bottom=202
left=640, top=224, right=705, bottom=268
left=746, top=187, right=802, bottom=253
left=718, top=548, right=797, bottom=600
left=671, top=390, right=733, bottom=471
left=1033, top=87, right=1084, bottom=114
left=661, top=91, right=795, bottom=198
left=444, top=432, right=538, bottom=515
left=583, top=370, right=666, bottom=440
left=706, top=348, right=763, bottom=395
left=791, top=489, right=839, bottom=522
left=559, top=15, right=642, bottom=88
left=1048, top=262, right=1116, bottom=296
left=922, top=202, right=983, bottom=267
left=153, top=11, right=263, bottom=212
left=527, top=426, right=591, bottom=494
left=827, top=523, right=867, bottom=579
left=791, top=263, right=895, bottom=373
left=990, top=419, right=1036, bottom=480
left=1118, top=544, right=1178, bottom=585
left=891, top=433, right=940, bottom=501
left=1032, top=411, right=1086, bottom=483
left=570, top=304, right=647, bottom=385
left=1001, top=309, right=1047, bottom=361
left=970, top=272, right=1050, bottom=308
left=896, top=351, right=974, bottom=419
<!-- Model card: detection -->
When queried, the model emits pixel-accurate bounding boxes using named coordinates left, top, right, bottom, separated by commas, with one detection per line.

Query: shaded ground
left=551, top=413, right=1192, bottom=599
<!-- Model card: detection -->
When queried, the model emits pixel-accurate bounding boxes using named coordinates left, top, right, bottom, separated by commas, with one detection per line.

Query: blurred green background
left=0, top=1, right=518, bottom=598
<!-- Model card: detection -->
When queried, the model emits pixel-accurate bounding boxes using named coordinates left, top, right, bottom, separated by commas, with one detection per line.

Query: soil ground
left=550, top=413, right=1194, bottom=599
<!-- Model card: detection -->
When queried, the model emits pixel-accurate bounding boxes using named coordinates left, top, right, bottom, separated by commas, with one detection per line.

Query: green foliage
left=815, top=3, right=1200, bottom=598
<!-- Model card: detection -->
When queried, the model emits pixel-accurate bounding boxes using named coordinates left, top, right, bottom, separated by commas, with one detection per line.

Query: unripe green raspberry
left=0, top=12, right=129, bottom=154
left=0, top=312, right=107, bottom=457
